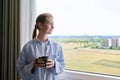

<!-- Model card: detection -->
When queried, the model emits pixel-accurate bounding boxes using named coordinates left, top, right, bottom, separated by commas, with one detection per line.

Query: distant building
left=105, top=38, right=120, bottom=48
left=111, top=38, right=117, bottom=48
left=117, top=38, right=120, bottom=46
left=105, top=39, right=112, bottom=48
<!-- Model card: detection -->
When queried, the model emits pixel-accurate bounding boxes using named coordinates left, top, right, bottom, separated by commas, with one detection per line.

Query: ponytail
left=32, top=13, right=53, bottom=39
left=32, top=25, right=37, bottom=39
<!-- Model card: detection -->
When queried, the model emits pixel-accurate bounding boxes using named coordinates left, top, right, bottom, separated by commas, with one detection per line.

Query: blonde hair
left=32, top=13, right=53, bottom=39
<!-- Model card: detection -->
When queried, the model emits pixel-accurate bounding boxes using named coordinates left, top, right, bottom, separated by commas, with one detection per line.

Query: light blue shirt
left=16, top=38, right=65, bottom=80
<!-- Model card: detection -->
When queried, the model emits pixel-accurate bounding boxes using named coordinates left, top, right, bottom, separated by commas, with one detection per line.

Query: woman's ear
left=37, top=22, right=43, bottom=29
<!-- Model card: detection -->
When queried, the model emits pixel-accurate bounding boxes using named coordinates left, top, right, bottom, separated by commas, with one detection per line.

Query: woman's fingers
left=46, top=59, right=55, bottom=68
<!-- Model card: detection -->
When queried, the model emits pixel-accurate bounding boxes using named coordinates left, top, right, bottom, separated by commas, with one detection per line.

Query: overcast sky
left=36, top=0, right=120, bottom=36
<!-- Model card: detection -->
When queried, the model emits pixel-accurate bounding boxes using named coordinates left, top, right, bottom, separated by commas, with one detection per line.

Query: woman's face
left=39, top=17, right=54, bottom=34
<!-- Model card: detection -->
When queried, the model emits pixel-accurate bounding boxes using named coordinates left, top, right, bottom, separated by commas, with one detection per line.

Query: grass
left=60, top=43, right=120, bottom=76
left=94, top=59, right=120, bottom=68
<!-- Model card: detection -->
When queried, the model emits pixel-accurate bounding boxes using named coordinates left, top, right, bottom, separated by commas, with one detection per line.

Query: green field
left=60, top=42, right=120, bottom=76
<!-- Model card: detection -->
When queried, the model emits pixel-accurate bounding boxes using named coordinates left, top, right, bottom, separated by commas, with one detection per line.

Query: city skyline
left=36, top=0, right=120, bottom=36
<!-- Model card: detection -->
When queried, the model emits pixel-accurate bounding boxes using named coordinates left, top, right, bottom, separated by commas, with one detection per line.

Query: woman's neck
left=37, top=34, right=48, bottom=42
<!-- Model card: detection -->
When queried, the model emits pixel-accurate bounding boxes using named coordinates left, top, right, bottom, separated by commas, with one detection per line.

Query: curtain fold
left=1, top=0, right=20, bottom=80
left=1, top=0, right=37, bottom=80
left=0, top=0, right=3, bottom=79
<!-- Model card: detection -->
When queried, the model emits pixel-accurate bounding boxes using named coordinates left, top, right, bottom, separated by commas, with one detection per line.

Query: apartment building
left=105, top=38, right=120, bottom=48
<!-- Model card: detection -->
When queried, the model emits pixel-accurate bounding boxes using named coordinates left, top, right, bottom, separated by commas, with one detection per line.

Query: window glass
left=36, top=0, right=120, bottom=76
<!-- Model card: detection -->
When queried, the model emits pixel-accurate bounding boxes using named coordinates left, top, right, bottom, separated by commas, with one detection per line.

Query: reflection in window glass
left=36, top=0, right=120, bottom=76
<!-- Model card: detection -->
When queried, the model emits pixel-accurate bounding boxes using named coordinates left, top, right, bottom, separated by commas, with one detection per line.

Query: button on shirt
left=16, top=38, right=65, bottom=80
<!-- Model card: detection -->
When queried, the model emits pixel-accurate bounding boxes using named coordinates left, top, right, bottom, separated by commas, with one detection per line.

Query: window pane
left=36, top=0, right=120, bottom=76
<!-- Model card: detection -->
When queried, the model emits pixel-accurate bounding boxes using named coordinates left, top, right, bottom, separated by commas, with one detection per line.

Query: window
left=36, top=0, right=120, bottom=76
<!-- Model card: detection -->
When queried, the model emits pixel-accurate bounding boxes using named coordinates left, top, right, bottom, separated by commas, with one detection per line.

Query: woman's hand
left=33, top=58, right=55, bottom=68
left=46, top=59, right=55, bottom=68
left=33, top=58, right=45, bottom=68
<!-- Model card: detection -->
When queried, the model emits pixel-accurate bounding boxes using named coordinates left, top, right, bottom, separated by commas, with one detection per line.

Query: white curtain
left=20, top=0, right=37, bottom=48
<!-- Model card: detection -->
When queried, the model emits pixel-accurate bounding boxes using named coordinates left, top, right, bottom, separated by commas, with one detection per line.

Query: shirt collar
left=34, top=38, right=51, bottom=46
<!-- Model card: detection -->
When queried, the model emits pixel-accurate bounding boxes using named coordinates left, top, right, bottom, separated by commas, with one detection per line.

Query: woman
left=16, top=13, right=65, bottom=80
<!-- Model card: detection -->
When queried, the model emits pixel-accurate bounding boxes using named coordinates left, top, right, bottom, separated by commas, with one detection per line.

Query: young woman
left=16, top=13, right=65, bottom=80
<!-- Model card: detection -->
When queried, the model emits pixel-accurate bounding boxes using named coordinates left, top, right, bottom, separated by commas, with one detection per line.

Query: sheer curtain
left=20, top=0, right=37, bottom=48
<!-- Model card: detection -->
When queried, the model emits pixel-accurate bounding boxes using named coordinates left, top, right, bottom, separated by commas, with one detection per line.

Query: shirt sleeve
left=16, top=46, right=34, bottom=80
left=51, top=46, right=65, bottom=74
